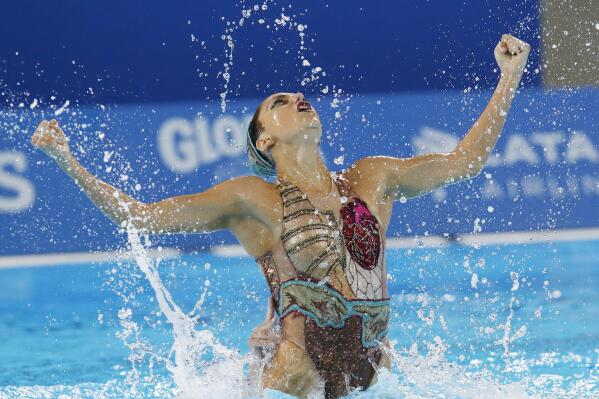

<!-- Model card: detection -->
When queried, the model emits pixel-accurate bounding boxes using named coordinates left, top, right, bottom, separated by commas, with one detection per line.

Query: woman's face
left=256, top=92, right=322, bottom=147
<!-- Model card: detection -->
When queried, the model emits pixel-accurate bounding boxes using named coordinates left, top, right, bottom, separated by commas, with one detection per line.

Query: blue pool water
left=0, top=240, right=597, bottom=398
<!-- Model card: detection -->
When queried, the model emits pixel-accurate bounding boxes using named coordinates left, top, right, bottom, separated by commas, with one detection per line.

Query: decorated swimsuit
left=256, top=174, right=390, bottom=398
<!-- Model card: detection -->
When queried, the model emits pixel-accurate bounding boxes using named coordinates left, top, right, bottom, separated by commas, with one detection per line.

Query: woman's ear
left=256, top=134, right=274, bottom=153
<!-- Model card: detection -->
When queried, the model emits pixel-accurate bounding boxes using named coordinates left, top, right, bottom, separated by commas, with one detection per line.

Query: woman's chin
left=306, top=117, right=322, bottom=130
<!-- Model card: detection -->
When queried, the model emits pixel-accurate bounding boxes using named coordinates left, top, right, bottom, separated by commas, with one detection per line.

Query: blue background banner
left=1, top=87, right=598, bottom=255
left=0, top=0, right=541, bottom=104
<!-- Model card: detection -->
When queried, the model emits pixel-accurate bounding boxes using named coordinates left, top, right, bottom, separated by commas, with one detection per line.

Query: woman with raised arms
left=32, top=34, right=530, bottom=398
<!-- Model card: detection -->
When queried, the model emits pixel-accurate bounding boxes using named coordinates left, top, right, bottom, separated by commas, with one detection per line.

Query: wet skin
left=32, top=34, right=531, bottom=397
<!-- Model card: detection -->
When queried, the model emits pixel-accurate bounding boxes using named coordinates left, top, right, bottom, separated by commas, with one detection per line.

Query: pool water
left=0, top=239, right=597, bottom=398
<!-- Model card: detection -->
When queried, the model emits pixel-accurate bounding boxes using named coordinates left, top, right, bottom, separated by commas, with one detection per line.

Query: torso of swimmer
left=31, top=35, right=530, bottom=398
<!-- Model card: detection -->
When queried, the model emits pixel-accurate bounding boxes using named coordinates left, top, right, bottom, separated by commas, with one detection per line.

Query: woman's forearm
left=57, top=153, right=144, bottom=226
left=454, top=74, right=521, bottom=171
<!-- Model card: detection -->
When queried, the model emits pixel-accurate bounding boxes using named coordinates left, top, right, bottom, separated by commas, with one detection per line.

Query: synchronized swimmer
left=32, top=34, right=530, bottom=398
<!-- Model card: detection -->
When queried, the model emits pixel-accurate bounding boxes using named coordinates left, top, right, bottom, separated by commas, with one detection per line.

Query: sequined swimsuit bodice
left=278, top=179, right=346, bottom=281
left=256, top=175, right=390, bottom=398
left=275, top=176, right=387, bottom=299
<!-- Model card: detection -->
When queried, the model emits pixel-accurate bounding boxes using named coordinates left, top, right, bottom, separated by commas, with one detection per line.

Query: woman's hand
left=494, top=34, right=531, bottom=82
left=249, top=321, right=280, bottom=349
left=249, top=298, right=280, bottom=350
left=31, top=119, right=72, bottom=165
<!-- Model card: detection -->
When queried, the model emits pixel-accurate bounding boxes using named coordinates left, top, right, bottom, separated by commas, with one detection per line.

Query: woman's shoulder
left=337, top=156, right=385, bottom=191
left=334, top=158, right=370, bottom=191
left=229, top=175, right=276, bottom=188
left=220, top=175, right=274, bottom=190
left=338, top=161, right=393, bottom=230
left=224, top=176, right=283, bottom=258
left=227, top=175, right=280, bottom=201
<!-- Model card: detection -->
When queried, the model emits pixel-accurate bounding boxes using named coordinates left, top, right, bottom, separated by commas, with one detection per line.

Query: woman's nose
left=293, top=92, right=304, bottom=102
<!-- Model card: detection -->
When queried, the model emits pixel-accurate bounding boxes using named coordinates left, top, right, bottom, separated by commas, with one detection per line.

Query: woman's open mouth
left=297, top=100, right=313, bottom=112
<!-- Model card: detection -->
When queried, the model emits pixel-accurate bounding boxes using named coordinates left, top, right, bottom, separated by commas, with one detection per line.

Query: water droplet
left=334, top=155, right=344, bottom=165
left=117, top=308, right=132, bottom=320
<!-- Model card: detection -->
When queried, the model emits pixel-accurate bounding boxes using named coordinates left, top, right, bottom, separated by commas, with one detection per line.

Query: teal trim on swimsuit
left=277, top=279, right=390, bottom=348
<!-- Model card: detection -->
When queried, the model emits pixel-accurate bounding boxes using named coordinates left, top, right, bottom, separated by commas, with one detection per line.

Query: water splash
left=378, top=338, right=531, bottom=399
left=193, top=0, right=345, bottom=116
left=111, top=216, right=540, bottom=399
left=219, top=34, right=234, bottom=113
left=124, top=223, right=249, bottom=399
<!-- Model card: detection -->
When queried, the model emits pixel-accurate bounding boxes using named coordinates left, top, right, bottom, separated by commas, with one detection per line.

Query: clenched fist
left=31, top=119, right=72, bottom=164
left=494, top=34, right=531, bottom=80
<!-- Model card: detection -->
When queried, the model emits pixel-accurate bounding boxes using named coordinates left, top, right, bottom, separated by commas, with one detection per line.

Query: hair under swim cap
left=247, top=128, right=277, bottom=177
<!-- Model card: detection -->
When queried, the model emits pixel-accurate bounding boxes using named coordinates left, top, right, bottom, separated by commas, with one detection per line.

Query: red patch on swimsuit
left=339, top=198, right=381, bottom=270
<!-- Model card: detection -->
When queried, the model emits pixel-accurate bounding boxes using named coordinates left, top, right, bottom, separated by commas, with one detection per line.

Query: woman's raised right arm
left=31, top=119, right=256, bottom=234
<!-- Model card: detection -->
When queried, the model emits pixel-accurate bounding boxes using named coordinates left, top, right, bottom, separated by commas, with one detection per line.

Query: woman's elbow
left=456, top=152, right=486, bottom=180
left=467, top=162, right=484, bottom=178
left=448, top=163, right=484, bottom=184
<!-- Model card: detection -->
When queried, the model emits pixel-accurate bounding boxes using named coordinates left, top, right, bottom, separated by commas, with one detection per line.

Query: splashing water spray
left=203, top=0, right=344, bottom=115
left=113, top=188, right=249, bottom=398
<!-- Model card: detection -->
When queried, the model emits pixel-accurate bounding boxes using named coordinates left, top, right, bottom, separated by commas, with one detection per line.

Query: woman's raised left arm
left=353, top=34, right=530, bottom=201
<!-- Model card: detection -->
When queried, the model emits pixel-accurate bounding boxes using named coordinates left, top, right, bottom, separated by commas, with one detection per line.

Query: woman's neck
left=273, top=142, right=332, bottom=195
